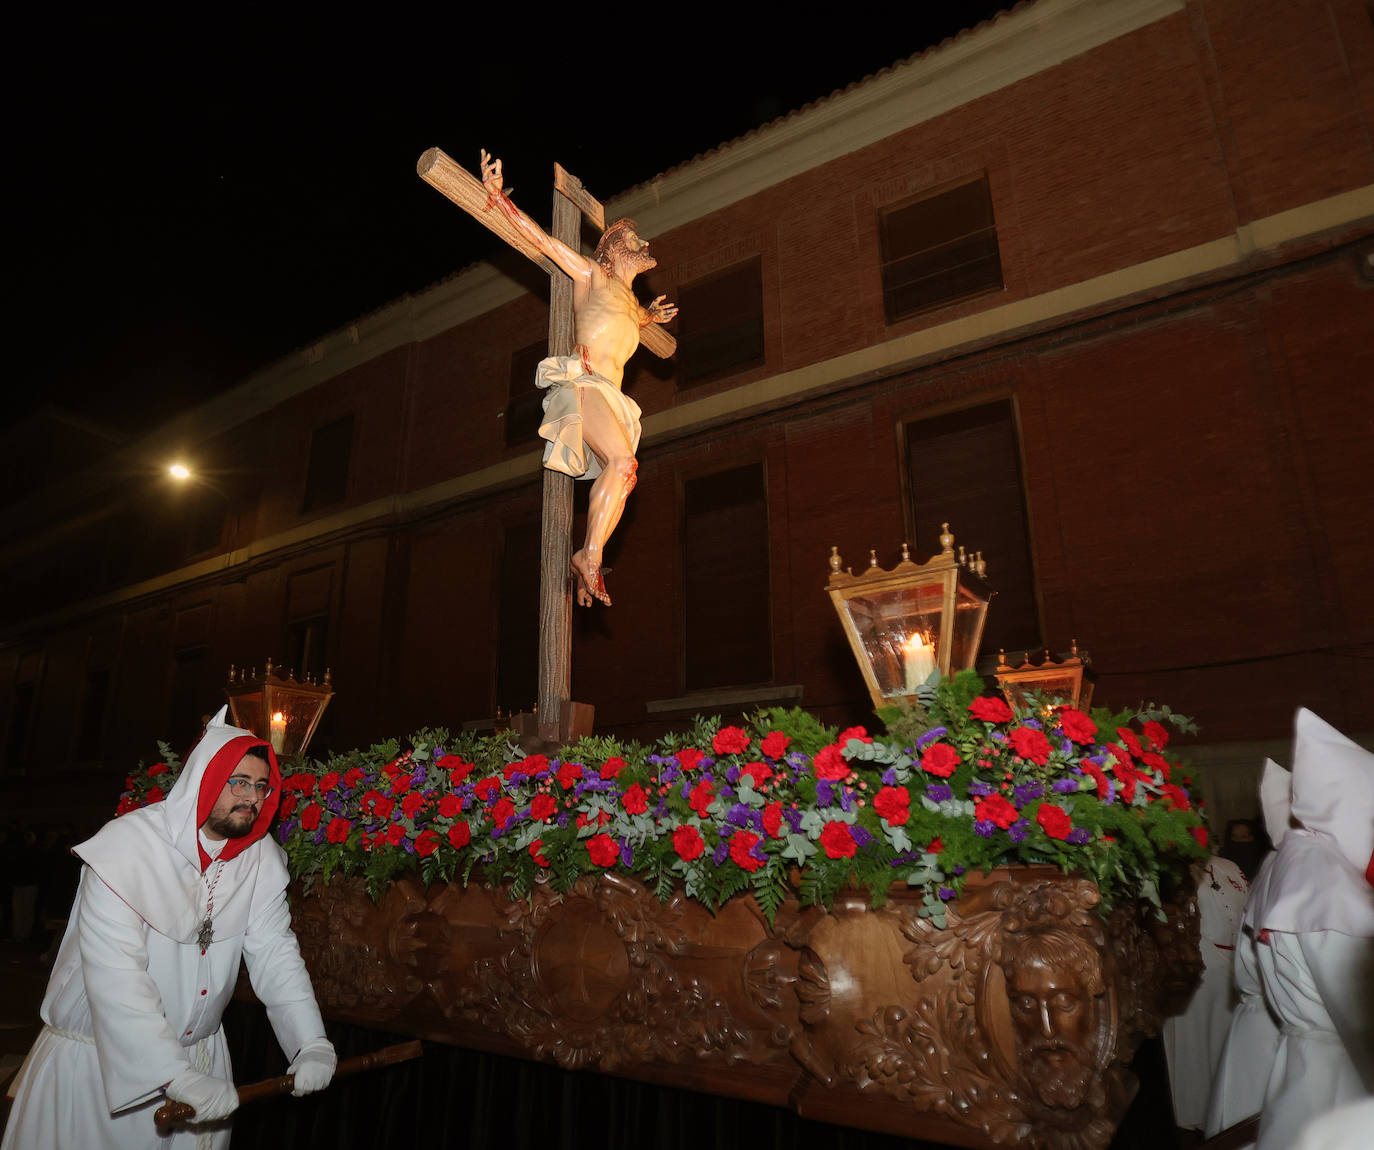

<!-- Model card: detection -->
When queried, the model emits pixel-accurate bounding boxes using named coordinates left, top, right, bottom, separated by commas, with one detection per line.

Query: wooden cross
left=416, top=148, right=676, bottom=739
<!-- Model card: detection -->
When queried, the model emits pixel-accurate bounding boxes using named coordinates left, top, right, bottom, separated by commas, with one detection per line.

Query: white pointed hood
left=1259, top=758, right=1292, bottom=849
left=1250, top=709, right=1374, bottom=937
left=75, top=706, right=285, bottom=943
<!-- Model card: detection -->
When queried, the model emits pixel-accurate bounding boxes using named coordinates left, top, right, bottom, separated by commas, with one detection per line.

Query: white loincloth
left=535, top=355, right=641, bottom=480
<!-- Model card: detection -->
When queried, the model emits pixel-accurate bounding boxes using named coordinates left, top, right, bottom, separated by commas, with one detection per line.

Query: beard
left=1025, top=1042, right=1094, bottom=1109
left=205, top=803, right=257, bottom=839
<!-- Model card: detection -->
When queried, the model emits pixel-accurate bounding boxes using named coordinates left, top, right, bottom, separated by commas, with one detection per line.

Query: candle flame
left=272, top=711, right=285, bottom=722
left=904, top=632, right=929, bottom=653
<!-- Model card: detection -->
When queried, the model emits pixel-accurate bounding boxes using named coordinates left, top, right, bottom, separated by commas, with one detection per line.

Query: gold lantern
left=223, top=658, right=334, bottom=760
left=826, top=524, right=992, bottom=709
left=994, top=642, right=1095, bottom=712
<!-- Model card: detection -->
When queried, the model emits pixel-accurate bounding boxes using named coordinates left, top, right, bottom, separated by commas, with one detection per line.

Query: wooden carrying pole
left=154, top=1040, right=423, bottom=1127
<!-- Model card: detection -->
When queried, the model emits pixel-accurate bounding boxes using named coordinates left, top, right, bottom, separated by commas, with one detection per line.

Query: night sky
left=12, top=6, right=1009, bottom=435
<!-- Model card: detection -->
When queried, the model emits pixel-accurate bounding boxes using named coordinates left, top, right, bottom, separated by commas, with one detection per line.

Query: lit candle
left=903, top=633, right=936, bottom=693
left=270, top=711, right=286, bottom=754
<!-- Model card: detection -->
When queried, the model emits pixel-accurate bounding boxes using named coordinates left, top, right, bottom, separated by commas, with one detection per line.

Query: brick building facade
left=3, top=0, right=1371, bottom=828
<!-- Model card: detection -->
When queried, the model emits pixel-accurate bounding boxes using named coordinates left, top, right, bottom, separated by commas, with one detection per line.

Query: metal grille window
left=880, top=176, right=1003, bottom=324
left=302, top=415, right=354, bottom=512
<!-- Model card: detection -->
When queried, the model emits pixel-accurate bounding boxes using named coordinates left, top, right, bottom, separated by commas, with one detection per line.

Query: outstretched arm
left=642, top=294, right=678, bottom=326
left=481, top=149, right=591, bottom=285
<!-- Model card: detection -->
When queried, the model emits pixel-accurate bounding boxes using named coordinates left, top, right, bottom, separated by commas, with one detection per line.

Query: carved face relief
left=1007, top=934, right=1102, bottom=1109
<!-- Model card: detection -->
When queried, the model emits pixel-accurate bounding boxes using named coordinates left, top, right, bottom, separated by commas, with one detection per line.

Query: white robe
left=1203, top=919, right=1280, bottom=1136
left=3, top=707, right=325, bottom=1150
left=1254, top=929, right=1373, bottom=1150
left=1163, top=857, right=1248, bottom=1129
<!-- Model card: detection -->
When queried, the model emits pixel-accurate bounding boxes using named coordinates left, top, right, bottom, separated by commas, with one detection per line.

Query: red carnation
left=491, top=796, right=516, bottom=826
left=1116, top=728, right=1144, bottom=759
left=148, top=762, right=169, bottom=777
left=739, top=761, right=773, bottom=788
left=300, top=802, right=322, bottom=831
left=530, top=794, right=557, bottom=821
left=286, top=773, right=315, bottom=795
left=1107, top=746, right=1140, bottom=803
left=473, top=777, right=500, bottom=803
left=813, top=744, right=851, bottom=781
left=873, top=785, right=911, bottom=825
left=928, top=837, right=944, bottom=854
left=586, top=833, right=619, bottom=868
left=599, top=756, right=626, bottom=780
left=516, top=754, right=548, bottom=778
left=688, top=780, right=715, bottom=815
left=1057, top=708, right=1097, bottom=746
left=622, top=783, right=649, bottom=815
left=837, top=725, right=872, bottom=745
left=1142, top=752, right=1171, bottom=781
left=146, top=786, right=166, bottom=805
left=445, top=760, right=473, bottom=787
left=557, top=761, right=583, bottom=790
left=712, top=726, right=751, bottom=756
left=969, top=696, right=1013, bottom=724
left=673, top=825, right=705, bottom=861
left=1081, top=761, right=1111, bottom=798
left=529, top=840, right=549, bottom=867
left=381, top=756, right=405, bottom=778
left=390, top=774, right=412, bottom=796
left=325, top=817, right=351, bottom=844
left=447, top=822, right=471, bottom=849
left=401, top=791, right=425, bottom=819
left=415, top=829, right=440, bottom=857
left=1191, top=826, right=1207, bottom=849
left=676, top=748, right=704, bottom=771
left=1010, top=726, right=1052, bottom=765
left=279, top=794, right=299, bottom=818
left=762, top=801, right=785, bottom=839
left=975, top=794, right=1018, bottom=829
left=760, top=731, right=791, bottom=760
left=921, top=743, right=961, bottom=778
left=342, top=767, right=364, bottom=788
left=1036, top=804, right=1073, bottom=840
left=318, top=771, right=341, bottom=793
left=371, top=795, right=395, bottom=821
left=385, top=824, right=407, bottom=846
left=730, top=830, right=766, bottom=872
left=1161, top=784, right=1191, bottom=811
left=1143, top=720, right=1170, bottom=750
left=437, top=794, right=463, bottom=818
left=820, top=821, right=858, bottom=859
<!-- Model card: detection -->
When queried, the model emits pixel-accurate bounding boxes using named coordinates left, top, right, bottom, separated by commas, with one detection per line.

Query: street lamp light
left=168, top=462, right=191, bottom=481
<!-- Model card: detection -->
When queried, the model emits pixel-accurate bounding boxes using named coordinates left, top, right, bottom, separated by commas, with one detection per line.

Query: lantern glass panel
left=840, top=580, right=946, bottom=698
left=951, top=584, right=990, bottom=672
left=261, top=687, right=329, bottom=759
left=225, top=690, right=262, bottom=736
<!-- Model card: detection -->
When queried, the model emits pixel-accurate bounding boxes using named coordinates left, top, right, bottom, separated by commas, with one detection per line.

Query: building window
left=75, top=666, right=111, bottom=762
left=902, top=399, right=1038, bottom=656
left=286, top=615, right=330, bottom=682
left=683, top=463, right=771, bottom=691
left=880, top=175, right=1003, bottom=324
left=496, top=521, right=540, bottom=714
left=505, top=341, right=548, bottom=448
left=676, top=257, right=765, bottom=388
left=302, top=414, right=354, bottom=512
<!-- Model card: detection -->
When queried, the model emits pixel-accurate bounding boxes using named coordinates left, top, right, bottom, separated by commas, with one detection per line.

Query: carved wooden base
left=289, top=869, right=1199, bottom=1150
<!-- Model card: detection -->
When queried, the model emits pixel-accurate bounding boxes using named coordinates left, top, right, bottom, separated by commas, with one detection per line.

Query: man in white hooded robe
left=2, top=707, right=336, bottom=1149
left=1247, top=709, right=1374, bottom=1150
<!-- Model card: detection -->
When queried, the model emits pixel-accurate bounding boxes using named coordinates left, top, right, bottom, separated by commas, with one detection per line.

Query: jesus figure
left=481, top=149, right=676, bottom=607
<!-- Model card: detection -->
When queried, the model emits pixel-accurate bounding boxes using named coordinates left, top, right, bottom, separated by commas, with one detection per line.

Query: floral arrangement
left=116, top=673, right=1209, bottom=927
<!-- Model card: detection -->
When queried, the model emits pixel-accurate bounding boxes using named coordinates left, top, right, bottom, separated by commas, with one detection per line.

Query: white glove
left=166, top=1066, right=239, bottom=1122
left=287, top=1037, right=337, bottom=1096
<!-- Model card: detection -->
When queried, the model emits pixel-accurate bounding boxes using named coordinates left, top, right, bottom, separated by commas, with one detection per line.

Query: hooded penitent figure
left=3, top=707, right=335, bottom=1150
left=1203, top=758, right=1290, bottom=1139
left=1246, top=709, right=1374, bottom=1150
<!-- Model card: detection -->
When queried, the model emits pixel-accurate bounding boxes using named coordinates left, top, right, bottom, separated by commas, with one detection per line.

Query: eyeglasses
left=226, top=777, right=274, bottom=799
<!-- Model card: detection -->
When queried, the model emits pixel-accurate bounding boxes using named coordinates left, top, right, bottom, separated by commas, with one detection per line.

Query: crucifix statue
left=416, top=146, right=677, bottom=737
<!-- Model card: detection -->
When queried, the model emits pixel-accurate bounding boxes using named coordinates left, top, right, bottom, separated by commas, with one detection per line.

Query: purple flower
left=939, top=887, right=957, bottom=901
left=1053, top=778, right=1080, bottom=793
left=749, top=811, right=765, bottom=833
left=851, top=825, right=872, bottom=848
left=557, top=812, right=570, bottom=828
left=969, top=781, right=994, bottom=797
left=410, top=764, right=426, bottom=785
left=1060, top=739, right=1074, bottom=756
left=620, top=840, right=634, bottom=866
left=750, top=839, right=769, bottom=864
left=1023, top=718, right=1043, bottom=730
left=915, top=727, right=948, bottom=751
left=974, top=819, right=997, bottom=838
left=401, top=836, right=417, bottom=855
left=725, top=803, right=752, bottom=827
left=1065, top=828, right=1091, bottom=846
left=839, top=789, right=854, bottom=812
left=1013, top=781, right=1045, bottom=807
left=725, top=766, right=741, bottom=785
left=783, top=807, right=804, bottom=834
left=881, top=768, right=898, bottom=786
left=926, top=784, right=953, bottom=802
left=1007, top=819, right=1030, bottom=843
left=786, top=751, right=809, bottom=771
left=712, top=840, right=730, bottom=866
left=952, top=865, right=966, bottom=876
left=816, top=780, right=836, bottom=807
left=506, top=771, right=528, bottom=787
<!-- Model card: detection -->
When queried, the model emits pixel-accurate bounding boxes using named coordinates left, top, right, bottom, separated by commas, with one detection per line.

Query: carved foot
left=571, top=549, right=611, bottom=607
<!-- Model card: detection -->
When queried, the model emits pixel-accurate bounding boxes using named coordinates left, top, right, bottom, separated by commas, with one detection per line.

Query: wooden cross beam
left=417, top=147, right=673, bottom=739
